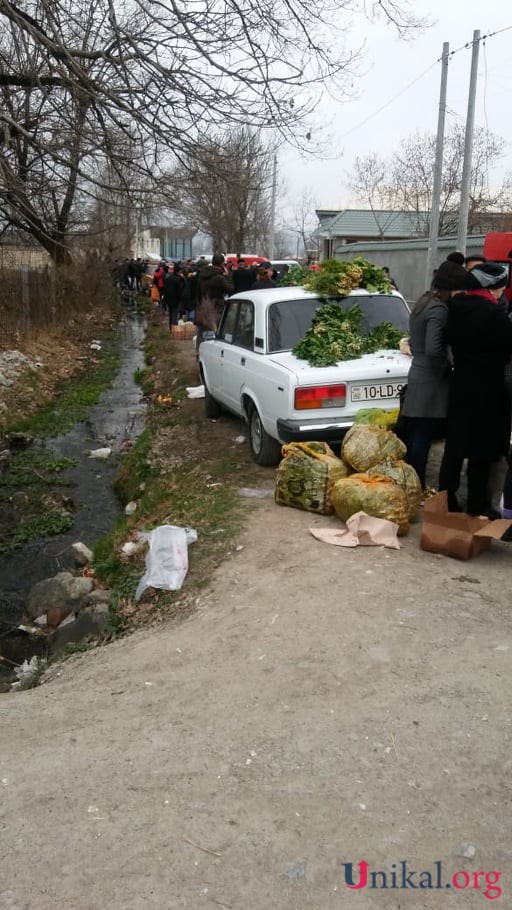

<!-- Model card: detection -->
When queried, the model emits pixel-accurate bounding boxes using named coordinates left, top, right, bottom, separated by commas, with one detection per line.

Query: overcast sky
left=280, top=0, right=511, bottom=218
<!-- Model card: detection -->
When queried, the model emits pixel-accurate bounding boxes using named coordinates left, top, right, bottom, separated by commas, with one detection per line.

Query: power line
left=445, top=24, right=512, bottom=61
left=338, top=60, right=438, bottom=140
left=339, top=25, right=512, bottom=142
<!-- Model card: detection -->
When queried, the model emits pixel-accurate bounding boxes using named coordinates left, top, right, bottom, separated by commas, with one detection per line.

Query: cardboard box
left=420, top=491, right=512, bottom=560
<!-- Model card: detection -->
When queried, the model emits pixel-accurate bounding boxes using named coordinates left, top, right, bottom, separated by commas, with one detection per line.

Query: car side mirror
left=202, top=330, right=216, bottom=341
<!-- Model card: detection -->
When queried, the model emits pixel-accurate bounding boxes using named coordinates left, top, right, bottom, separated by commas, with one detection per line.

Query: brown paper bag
left=420, top=491, right=512, bottom=560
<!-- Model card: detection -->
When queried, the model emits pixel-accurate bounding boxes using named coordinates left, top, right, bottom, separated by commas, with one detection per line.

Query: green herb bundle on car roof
left=301, top=258, right=392, bottom=296
left=292, top=302, right=403, bottom=367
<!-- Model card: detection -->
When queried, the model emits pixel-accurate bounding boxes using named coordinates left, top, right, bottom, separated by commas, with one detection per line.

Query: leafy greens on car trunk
left=292, top=303, right=403, bottom=367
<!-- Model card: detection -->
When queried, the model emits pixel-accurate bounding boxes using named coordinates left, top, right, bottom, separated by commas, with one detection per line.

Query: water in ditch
left=0, top=307, right=147, bottom=679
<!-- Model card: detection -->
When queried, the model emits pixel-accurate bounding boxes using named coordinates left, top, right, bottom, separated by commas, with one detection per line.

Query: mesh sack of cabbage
left=341, top=424, right=406, bottom=473
left=353, top=407, right=400, bottom=430
left=368, top=460, right=422, bottom=523
left=275, top=441, right=351, bottom=515
left=331, top=473, right=410, bottom=536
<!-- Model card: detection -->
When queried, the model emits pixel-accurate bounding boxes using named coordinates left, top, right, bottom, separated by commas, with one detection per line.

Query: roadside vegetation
left=0, top=320, right=122, bottom=553
left=0, top=300, right=273, bottom=665
left=7, top=330, right=121, bottom=439
left=0, top=299, right=277, bottom=693
left=92, top=305, right=271, bottom=630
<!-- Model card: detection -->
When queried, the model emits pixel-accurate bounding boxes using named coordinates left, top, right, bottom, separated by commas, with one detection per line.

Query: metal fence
left=0, top=248, right=111, bottom=350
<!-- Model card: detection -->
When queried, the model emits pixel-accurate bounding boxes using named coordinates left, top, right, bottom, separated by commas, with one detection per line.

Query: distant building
left=314, top=208, right=512, bottom=262
left=314, top=209, right=429, bottom=259
left=134, top=210, right=197, bottom=261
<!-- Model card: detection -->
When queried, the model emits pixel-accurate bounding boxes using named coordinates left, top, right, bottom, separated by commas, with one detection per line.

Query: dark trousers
left=502, top=450, right=512, bottom=514
left=439, top=453, right=493, bottom=515
left=396, top=416, right=445, bottom=490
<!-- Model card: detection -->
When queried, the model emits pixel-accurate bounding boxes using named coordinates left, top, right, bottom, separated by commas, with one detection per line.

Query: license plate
left=351, top=383, right=404, bottom=402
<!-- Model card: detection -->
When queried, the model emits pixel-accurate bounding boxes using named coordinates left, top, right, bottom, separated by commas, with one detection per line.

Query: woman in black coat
left=163, top=265, right=185, bottom=326
left=438, top=262, right=512, bottom=516
left=398, top=259, right=468, bottom=489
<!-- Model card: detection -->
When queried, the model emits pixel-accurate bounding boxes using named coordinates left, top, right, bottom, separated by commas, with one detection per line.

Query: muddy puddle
left=0, top=308, right=147, bottom=672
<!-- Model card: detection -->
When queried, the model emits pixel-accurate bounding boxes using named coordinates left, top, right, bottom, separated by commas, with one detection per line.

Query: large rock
left=72, top=542, right=94, bottom=566
left=52, top=612, right=106, bottom=648
left=81, top=588, right=111, bottom=615
left=0, top=351, right=35, bottom=389
left=26, top=572, right=94, bottom=620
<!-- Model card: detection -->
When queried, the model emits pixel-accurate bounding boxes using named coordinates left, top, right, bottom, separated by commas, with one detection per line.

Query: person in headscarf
left=438, top=262, right=512, bottom=516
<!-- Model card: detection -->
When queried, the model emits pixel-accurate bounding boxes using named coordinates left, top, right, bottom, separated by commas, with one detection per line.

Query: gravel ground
left=1, top=482, right=511, bottom=909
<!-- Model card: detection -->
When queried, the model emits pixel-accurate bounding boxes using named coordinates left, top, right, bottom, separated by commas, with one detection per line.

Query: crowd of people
left=149, top=254, right=280, bottom=337
left=397, top=251, right=512, bottom=524
left=110, top=257, right=148, bottom=291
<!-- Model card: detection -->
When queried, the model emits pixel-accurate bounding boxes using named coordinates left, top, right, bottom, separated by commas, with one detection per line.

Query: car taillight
left=294, top=384, right=346, bottom=410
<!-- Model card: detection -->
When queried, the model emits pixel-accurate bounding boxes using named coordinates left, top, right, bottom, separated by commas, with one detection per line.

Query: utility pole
left=425, top=42, right=449, bottom=290
left=269, top=153, right=277, bottom=258
left=134, top=208, right=139, bottom=259
left=457, top=29, right=480, bottom=254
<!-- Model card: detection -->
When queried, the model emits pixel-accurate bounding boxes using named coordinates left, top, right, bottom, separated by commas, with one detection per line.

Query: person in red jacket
left=153, top=262, right=168, bottom=304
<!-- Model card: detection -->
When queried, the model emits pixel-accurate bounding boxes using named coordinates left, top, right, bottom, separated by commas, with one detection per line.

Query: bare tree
left=291, top=191, right=319, bottom=258
left=349, top=153, right=402, bottom=237
left=0, top=0, right=423, bottom=260
left=175, top=129, right=274, bottom=253
left=350, top=125, right=511, bottom=236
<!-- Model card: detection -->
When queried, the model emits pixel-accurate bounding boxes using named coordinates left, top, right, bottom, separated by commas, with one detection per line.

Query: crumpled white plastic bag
left=186, top=385, right=205, bottom=399
left=135, top=525, right=198, bottom=600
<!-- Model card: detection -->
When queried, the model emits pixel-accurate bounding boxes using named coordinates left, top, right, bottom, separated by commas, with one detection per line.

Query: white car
left=198, top=286, right=411, bottom=465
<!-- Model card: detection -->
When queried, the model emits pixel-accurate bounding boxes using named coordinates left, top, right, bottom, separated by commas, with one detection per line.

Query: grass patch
left=0, top=318, right=122, bottom=554
left=134, top=367, right=154, bottom=396
left=113, top=428, right=152, bottom=503
left=5, top=508, right=74, bottom=553
left=0, top=448, right=77, bottom=491
left=0, top=445, right=78, bottom=553
left=7, top=329, right=122, bottom=438
left=24, top=368, right=41, bottom=390
left=94, top=443, right=247, bottom=613
left=104, top=597, right=126, bottom=640
left=93, top=528, right=141, bottom=596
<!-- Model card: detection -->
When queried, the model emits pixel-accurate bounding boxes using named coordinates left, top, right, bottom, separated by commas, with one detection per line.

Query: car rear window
left=267, top=295, right=410, bottom=353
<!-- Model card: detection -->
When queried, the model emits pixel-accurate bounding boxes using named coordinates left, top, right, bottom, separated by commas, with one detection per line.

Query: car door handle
left=240, top=356, right=246, bottom=366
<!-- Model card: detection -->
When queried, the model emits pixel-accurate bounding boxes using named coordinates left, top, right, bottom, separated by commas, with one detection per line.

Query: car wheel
left=249, top=404, right=282, bottom=466
left=204, top=376, right=221, bottom=419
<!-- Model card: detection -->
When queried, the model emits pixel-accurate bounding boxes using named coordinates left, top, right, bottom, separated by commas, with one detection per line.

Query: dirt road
left=1, top=486, right=511, bottom=909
